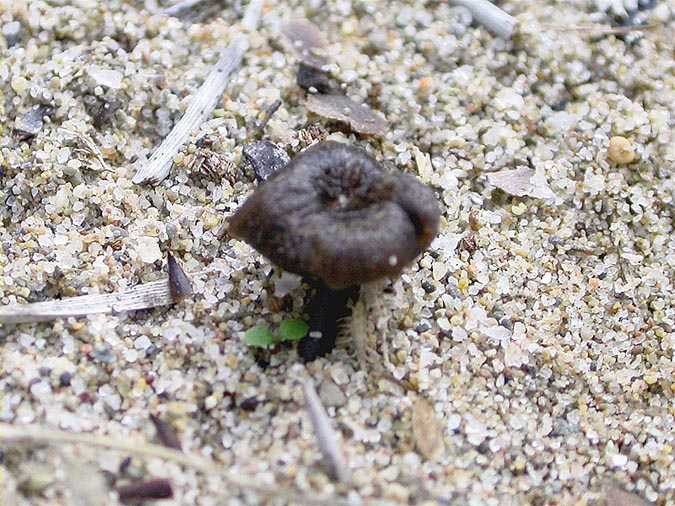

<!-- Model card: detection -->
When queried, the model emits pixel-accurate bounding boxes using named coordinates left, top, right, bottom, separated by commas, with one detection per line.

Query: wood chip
left=412, top=398, right=444, bottom=461
left=117, top=478, right=173, bottom=503
left=281, top=18, right=329, bottom=69
left=306, top=94, right=387, bottom=137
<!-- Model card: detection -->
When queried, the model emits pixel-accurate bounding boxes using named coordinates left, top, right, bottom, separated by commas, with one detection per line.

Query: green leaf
left=244, top=325, right=275, bottom=348
left=278, top=319, right=309, bottom=342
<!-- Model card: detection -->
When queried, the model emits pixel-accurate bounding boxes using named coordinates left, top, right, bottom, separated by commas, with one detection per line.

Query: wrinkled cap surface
left=229, top=141, right=440, bottom=288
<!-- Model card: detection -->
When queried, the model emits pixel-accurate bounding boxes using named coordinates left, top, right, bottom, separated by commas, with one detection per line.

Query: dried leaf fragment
left=412, top=398, right=444, bottom=461
left=487, top=166, right=557, bottom=201
left=167, top=252, right=193, bottom=302
left=306, top=94, right=387, bottom=137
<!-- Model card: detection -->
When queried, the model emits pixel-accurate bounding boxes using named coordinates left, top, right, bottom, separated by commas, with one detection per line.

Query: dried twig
left=0, top=279, right=172, bottom=324
left=302, top=380, right=351, bottom=484
left=0, top=423, right=362, bottom=506
left=537, top=22, right=661, bottom=35
left=162, top=0, right=210, bottom=17
left=132, top=0, right=263, bottom=185
left=0, top=268, right=214, bottom=324
left=449, top=0, right=517, bottom=39
left=0, top=423, right=216, bottom=472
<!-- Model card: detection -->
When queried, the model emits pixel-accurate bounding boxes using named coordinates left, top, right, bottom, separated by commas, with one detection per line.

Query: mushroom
left=229, top=141, right=440, bottom=360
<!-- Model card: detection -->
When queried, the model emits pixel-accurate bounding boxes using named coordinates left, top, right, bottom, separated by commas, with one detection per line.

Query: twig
left=253, top=99, right=282, bottom=139
left=162, top=0, right=210, bottom=17
left=302, top=380, right=351, bottom=484
left=0, top=268, right=213, bottom=324
left=449, top=0, right=517, bottom=39
left=0, top=423, right=217, bottom=473
left=0, top=423, right=363, bottom=506
left=132, top=0, right=263, bottom=185
left=536, top=22, right=661, bottom=35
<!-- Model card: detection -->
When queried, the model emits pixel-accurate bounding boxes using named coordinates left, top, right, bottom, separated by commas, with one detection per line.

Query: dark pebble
left=297, top=63, right=333, bottom=93
left=83, top=95, right=122, bottom=129
left=239, top=396, right=260, bottom=411
left=242, top=140, right=290, bottom=183
left=59, top=372, right=73, bottom=387
left=14, top=104, right=54, bottom=140
left=415, top=322, right=431, bottom=333
left=421, top=280, right=435, bottom=293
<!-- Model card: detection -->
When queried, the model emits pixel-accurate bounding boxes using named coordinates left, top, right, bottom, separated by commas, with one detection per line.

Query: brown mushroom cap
left=229, top=141, right=440, bottom=289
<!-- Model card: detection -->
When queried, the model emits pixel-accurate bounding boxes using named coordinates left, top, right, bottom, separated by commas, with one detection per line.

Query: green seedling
left=244, top=319, right=309, bottom=348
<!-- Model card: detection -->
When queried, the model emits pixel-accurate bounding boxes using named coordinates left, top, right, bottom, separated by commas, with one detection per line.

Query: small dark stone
left=297, top=63, right=333, bottom=93
left=92, top=346, right=115, bottom=364
left=144, top=344, right=159, bottom=358
left=421, top=280, right=435, bottom=293
left=415, top=322, right=431, bottom=333
left=83, top=94, right=122, bottom=129
left=3, top=21, right=21, bottom=47
left=239, top=396, right=260, bottom=411
left=242, top=140, right=290, bottom=183
left=38, top=367, right=51, bottom=377
left=59, top=372, right=72, bottom=387
left=14, top=105, right=54, bottom=141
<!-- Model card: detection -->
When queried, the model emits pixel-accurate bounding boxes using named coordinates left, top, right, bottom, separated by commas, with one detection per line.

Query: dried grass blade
left=302, top=380, right=351, bottom=484
left=0, top=279, right=172, bottom=324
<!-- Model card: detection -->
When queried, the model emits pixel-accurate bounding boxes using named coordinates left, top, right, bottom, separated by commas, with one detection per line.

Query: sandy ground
left=0, top=0, right=673, bottom=504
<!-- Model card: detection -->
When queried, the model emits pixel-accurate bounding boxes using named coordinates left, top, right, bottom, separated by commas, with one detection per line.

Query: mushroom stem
left=298, top=281, right=360, bottom=362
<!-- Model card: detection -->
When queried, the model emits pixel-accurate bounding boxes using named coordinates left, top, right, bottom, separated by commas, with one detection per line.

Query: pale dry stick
left=303, top=380, right=352, bottom=484
left=0, top=268, right=213, bottom=324
left=0, top=423, right=367, bottom=506
left=162, top=0, right=211, bottom=17
left=132, top=0, right=263, bottom=185
left=536, top=22, right=661, bottom=35
left=0, top=423, right=217, bottom=473
left=449, top=0, right=517, bottom=39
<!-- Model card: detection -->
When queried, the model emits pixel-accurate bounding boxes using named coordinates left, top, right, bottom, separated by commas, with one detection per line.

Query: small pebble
left=608, top=136, right=637, bottom=164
